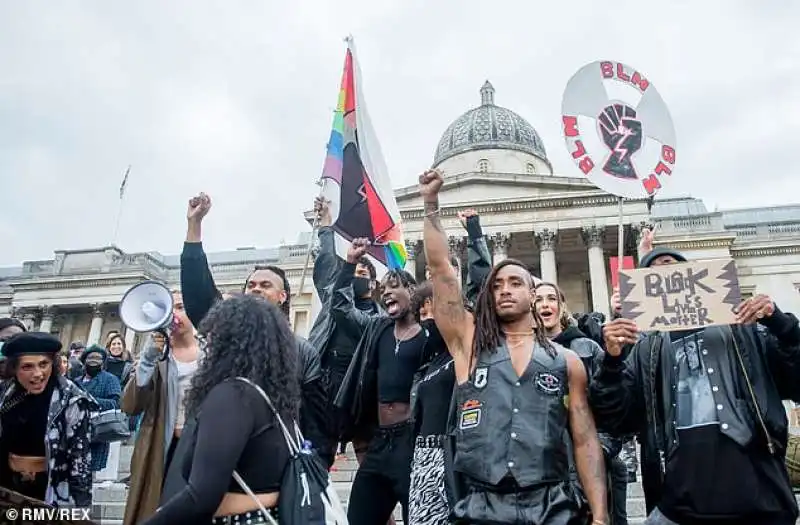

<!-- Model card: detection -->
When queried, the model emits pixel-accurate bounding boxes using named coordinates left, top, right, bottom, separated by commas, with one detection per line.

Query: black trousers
left=347, top=421, right=414, bottom=525
left=609, top=455, right=629, bottom=525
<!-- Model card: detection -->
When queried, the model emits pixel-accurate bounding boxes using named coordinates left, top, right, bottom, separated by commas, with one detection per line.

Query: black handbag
left=91, top=409, right=131, bottom=443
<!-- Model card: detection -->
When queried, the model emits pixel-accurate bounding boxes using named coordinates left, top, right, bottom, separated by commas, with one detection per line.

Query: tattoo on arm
left=568, top=356, right=608, bottom=521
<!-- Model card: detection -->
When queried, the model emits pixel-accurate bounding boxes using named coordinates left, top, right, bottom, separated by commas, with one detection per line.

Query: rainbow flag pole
left=296, top=36, right=353, bottom=299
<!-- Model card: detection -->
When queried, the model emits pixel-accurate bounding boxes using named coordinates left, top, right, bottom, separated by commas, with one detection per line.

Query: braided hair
left=472, top=258, right=553, bottom=358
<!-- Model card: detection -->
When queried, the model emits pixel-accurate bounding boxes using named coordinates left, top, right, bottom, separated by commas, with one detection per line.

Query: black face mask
left=352, top=277, right=372, bottom=298
left=85, top=363, right=102, bottom=377
left=421, top=318, right=445, bottom=351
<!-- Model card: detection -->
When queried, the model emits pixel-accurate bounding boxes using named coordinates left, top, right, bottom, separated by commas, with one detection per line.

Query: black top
left=377, top=328, right=426, bottom=404
left=144, top=381, right=289, bottom=525
left=414, top=350, right=454, bottom=437
left=0, top=379, right=54, bottom=456
left=659, top=330, right=796, bottom=524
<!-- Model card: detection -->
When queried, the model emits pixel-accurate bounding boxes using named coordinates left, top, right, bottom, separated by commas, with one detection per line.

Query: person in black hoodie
left=535, top=282, right=629, bottom=525
left=307, top=196, right=380, bottom=466
left=593, top=247, right=800, bottom=525
left=178, top=193, right=328, bottom=464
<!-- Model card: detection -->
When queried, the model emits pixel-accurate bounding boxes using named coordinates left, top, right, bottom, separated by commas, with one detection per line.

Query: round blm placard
left=561, top=60, right=677, bottom=199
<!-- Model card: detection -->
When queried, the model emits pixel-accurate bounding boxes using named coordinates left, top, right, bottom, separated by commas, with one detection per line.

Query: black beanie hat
left=80, top=345, right=107, bottom=364
left=639, top=247, right=688, bottom=268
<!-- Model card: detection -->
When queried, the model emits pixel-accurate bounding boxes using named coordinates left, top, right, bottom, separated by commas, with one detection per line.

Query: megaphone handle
left=157, top=329, right=171, bottom=362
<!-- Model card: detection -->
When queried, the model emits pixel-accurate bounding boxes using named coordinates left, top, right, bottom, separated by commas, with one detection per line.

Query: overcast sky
left=1, top=1, right=798, bottom=266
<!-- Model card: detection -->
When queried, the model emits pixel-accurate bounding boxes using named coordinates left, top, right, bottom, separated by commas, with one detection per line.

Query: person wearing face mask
left=308, top=196, right=381, bottom=467
left=0, top=332, right=96, bottom=507
left=78, top=345, right=122, bottom=473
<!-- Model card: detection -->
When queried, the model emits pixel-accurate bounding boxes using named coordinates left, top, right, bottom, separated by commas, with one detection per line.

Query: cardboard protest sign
left=561, top=60, right=677, bottom=199
left=618, top=259, right=742, bottom=332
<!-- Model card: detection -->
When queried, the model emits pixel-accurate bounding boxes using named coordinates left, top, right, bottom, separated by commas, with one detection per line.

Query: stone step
left=104, top=446, right=800, bottom=523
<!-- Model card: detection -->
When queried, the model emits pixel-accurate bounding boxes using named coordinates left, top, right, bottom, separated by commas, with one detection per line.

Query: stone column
left=87, top=304, right=105, bottom=346
left=404, top=239, right=417, bottom=278
left=38, top=306, right=55, bottom=334
left=582, top=226, right=610, bottom=319
left=20, top=312, right=37, bottom=332
left=491, top=233, right=511, bottom=265
left=124, top=326, right=136, bottom=351
left=535, top=229, right=558, bottom=284
left=60, top=314, right=75, bottom=347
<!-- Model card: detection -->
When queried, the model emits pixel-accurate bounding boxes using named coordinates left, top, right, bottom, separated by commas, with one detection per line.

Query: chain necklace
left=394, top=324, right=418, bottom=355
left=504, top=330, right=534, bottom=352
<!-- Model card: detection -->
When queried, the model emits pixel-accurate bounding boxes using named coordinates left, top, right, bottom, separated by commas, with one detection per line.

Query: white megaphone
left=119, top=280, right=174, bottom=333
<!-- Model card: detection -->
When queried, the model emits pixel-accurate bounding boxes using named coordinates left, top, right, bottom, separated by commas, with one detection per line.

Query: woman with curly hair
left=145, top=294, right=301, bottom=525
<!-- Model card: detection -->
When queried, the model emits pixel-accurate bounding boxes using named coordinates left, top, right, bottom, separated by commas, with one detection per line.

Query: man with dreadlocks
left=178, top=193, right=329, bottom=463
left=334, top=238, right=437, bottom=525
left=420, top=169, right=608, bottom=525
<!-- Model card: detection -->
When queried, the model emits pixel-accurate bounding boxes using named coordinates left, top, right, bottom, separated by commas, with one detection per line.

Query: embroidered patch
left=459, top=408, right=482, bottom=430
left=462, top=399, right=482, bottom=411
left=535, top=372, right=561, bottom=395
left=474, top=367, right=488, bottom=389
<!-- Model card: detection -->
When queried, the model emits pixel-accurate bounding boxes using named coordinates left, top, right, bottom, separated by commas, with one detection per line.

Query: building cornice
left=732, top=244, right=800, bottom=258
left=653, top=235, right=736, bottom=251
left=400, top=193, right=647, bottom=220
left=9, top=274, right=152, bottom=291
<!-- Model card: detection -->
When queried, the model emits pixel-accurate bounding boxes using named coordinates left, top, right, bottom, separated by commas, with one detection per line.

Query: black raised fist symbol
left=598, top=104, right=643, bottom=180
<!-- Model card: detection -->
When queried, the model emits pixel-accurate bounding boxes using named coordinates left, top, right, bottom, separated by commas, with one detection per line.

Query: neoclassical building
left=2, top=81, right=799, bottom=353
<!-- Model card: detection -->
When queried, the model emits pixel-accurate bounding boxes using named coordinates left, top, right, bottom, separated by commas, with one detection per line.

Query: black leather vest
left=453, top=342, right=571, bottom=487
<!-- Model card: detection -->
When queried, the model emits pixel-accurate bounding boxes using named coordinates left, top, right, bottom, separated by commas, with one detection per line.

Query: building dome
left=433, top=81, right=548, bottom=168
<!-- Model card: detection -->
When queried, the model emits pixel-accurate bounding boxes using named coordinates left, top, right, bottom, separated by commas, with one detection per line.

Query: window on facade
left=477, top=159, right=490, bottom=173
left=526, top=163, right=536, bottom=174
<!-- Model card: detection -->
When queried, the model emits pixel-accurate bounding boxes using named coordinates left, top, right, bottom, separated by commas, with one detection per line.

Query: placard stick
left=617, top=197, right=625, bottom=274
left=296, top=179, right=329, bottom=300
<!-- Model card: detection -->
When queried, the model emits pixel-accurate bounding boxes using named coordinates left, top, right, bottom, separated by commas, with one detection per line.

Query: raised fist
left=457, top=209, right=478, bottom=229
left=187, top=193, right=212, bottom=222
left=347, top=238, right=371, bottom=264
left=418, top=169, right=444, bottom=199
left=638, top=226, right=655, bottom=258
left=598, top=104, right=642, bottom=180
left=314, top=196, right=332, bottom=227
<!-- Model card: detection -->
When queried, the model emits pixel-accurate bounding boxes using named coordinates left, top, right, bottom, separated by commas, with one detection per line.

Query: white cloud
left=1, top=0, right=798, bottom=265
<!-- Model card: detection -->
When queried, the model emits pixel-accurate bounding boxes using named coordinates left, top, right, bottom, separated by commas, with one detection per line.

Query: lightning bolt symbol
left=613, top=126, right=634, bottom=162
left=356, top=183, right=367, bottom=203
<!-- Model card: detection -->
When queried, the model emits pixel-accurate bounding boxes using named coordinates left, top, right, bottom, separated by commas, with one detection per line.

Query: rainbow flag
left=320, top=38, right=406, bottom=271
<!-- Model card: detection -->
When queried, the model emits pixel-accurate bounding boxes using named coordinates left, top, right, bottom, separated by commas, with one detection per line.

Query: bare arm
left=420, top=170, right=474, bottom=384
left=566, top=351, right=608, bottom=524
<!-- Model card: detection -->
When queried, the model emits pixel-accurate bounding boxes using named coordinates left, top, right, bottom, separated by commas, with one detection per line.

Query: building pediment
left=394, top=171, right=602, bottom=208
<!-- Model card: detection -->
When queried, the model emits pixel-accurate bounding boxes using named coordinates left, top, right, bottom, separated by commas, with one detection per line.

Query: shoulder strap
left=231, top=471, right=279, bottom=525
left=233, top=377, right=303, bottom=455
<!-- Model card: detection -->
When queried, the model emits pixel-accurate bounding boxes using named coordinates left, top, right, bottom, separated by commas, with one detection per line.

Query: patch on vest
left=535, top=372, right=561, bottom=395
left=459, top=404, right=482, bottom=430
left=473, top=367, right=488, bottom=389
